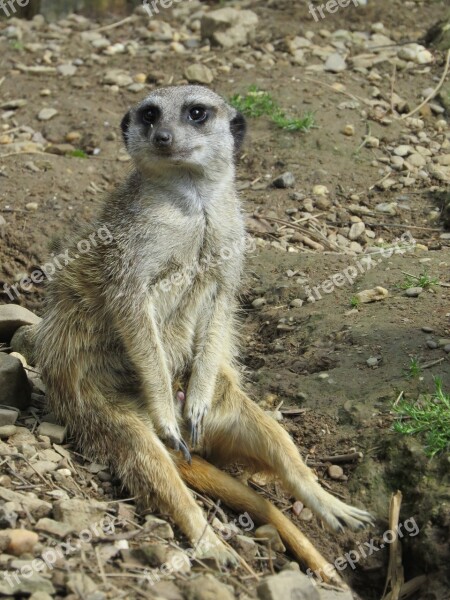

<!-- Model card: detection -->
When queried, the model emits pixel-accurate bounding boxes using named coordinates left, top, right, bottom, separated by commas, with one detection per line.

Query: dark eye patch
left=138, top=105, right=160, bottom=126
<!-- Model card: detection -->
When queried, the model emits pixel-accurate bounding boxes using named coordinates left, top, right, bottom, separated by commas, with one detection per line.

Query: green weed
left=230, top=86, right=315, bottom=132
left=393, top=378, right=450, bottom=457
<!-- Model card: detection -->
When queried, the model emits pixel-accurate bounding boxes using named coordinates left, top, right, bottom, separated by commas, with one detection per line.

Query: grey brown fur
left=36, top=86, right=372, bottom=565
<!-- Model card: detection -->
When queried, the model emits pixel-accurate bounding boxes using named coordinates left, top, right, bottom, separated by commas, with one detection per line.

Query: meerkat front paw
left=184, top=399, right=209, bottom=447
left=161, top=422, right=191, bottom=463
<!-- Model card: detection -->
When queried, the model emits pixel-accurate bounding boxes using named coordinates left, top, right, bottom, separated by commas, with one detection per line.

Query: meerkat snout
left=120, top=85, right=246, bottom=176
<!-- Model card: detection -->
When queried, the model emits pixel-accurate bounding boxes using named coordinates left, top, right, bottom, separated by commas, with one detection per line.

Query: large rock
left=201, top=8, right=258, bottom=48
left=0, top=353, right=31, bottom=409
left=257, top=571, right=319, bottom=600
left=0, top=305, right=41, bottom=342
left=53, top=498, right=108, bottom=530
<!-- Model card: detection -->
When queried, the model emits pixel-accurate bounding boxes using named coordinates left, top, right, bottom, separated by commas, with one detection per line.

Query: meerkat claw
left=166, top=434, right=192, bottom=464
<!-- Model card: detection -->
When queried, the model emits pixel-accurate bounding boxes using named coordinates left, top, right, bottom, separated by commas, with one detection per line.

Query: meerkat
left=36, top=85, right=372, bottom=569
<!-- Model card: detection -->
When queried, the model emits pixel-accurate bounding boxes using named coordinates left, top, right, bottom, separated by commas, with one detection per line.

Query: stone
left=0, top=353, right=31, bottom=410
left=354, top=287, right=389, bottom=303
left=53, top=498, right=108, bottom=530
left=252, top=297, right=267, bottom=308
left=312, top=184, right=329, bottom=196
left=0, top=408, right=18, bottom=426
left=0, top=574, right=55, bottom=596
left=257, top=571, right=320, bottom=600
left=0, top=425, right=17, bottom=439
left=184, top=64, right=214, bottom=85
left=183, top=574, right=234, bottom=600
left=366, top=357, right=379, bottom=367
left=348, top=222, right=365, bottom=240
left=37, top=108, right=58, bottom=121
left=4, top=529, right=39, bottom=556
left=407, top=153, right=427, bottom=168
left=36, top=422, right=66, bottom=443
left=394, top=145, right=413, bottom=157
left=437, top=339, right=450, bottom=348
left=57, top=63, right=77, bottom=77
left=375, top=202, right=397, bottom=215
left=327, top=465, right=344, bottom=479
left=255, top=524, right=286, bottom=552
left=234, top=535, right=257, bottom=560
left=405, top=287, right=423, bottom=297
left=0, top=488, right=52, bottom=519
left=201, top=8, right=258, bottom=49
left=30, top=592, right=55, bottom=600
left=324, top=53, right=346, bottom=72
left=103, top=69, right=133, bottom=87
left=35, top=518, right=74, bottom=538
left=342, top=124, right=354, bottom=136
left=426, top=340, right=437, bottom=349
left=290, top=299, right=303, bottom=308
left=298, top=507, right=313, bottom=521
left=144, top=515, right=174, bottom=539
left=0, top=305, right=41, bottom=341
left=273, top=172, right=296, bottom=188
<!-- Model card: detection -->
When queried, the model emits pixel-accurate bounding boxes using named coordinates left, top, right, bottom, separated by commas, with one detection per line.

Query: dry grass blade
left=381, top=491, right=404, bottom=600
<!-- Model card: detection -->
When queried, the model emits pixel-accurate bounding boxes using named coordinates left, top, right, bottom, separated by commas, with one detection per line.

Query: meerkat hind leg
left=73, top=391, right=236, bottom=567
left=203, top=369, right=374, bottom=532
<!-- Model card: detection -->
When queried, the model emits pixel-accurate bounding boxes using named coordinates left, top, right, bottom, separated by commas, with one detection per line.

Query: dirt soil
left=0, top=1, right=449, bottom=599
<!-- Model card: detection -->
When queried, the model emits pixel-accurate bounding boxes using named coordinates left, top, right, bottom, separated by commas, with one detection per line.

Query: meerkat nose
left=154, top=128, right=173, bottom=147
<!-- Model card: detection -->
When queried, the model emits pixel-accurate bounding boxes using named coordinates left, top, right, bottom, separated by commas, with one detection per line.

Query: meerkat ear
left=120, top=109, right=132, bottom=148
left=230, top=111, right=247, bottom=154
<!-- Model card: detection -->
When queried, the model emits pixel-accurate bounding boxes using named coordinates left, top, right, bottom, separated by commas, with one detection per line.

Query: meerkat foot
left=193, top=533, right=238, bottom=568
left=312, top=493, right=374, bottom=532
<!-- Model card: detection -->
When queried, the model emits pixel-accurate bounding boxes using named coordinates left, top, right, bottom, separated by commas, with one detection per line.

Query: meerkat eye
left=141, top=106, right=159, bottom=126
left=188, top=106, right=208, bottom=123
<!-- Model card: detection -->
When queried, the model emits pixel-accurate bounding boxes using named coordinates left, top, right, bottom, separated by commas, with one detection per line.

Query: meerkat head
left=120, top=85, right=246, bottom=180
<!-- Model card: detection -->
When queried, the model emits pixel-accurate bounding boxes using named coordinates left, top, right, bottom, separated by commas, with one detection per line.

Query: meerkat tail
left=175, top=455, right=346, bottom=588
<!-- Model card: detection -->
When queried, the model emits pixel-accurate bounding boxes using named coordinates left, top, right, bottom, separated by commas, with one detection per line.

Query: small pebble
left=421, top=326, right=434, bottom=333
left=298, top=508, right=313, bottom=522
left=327, top=465, right=344, bottom=479
left=444, top=345, right=450, bottom=354
left=426, top=340, right=438, bottom=349
left=273, top=172, right=296, bottom=189
left=292, top=501, right=303, bottom=516
left=405, top=287, right=423, bottom=297
left=290, top=299, right=303, bottom=308
left=6, top=529, right=39, bottom=556
left=252, top=297, right=267, bottom=309
left=366, top=357, right=379, bottom=367
left=342, top=124, right=355, bottom=136
left=0, top=425, right=17, bottom=439
left=37, top=108, right=58, bottom=121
